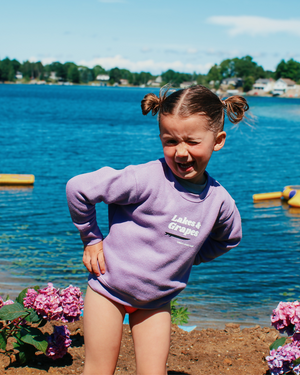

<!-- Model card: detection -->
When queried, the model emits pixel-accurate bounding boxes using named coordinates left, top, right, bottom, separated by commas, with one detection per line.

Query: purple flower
left=294, top=364, right=300, bottom=375
left=60, top=285, right=84, bottom=323
left=293, top=333, right=300, bottom=342
left=266, top=342, right=300, bottom=375
left=46, top=325, right=72, bottom=360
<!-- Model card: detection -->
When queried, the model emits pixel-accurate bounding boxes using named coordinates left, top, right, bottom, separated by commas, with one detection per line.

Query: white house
left=50, top=72, right=57, bottom=80
left=273, top=78, right=296, bottom=95
left=96, top=74, right=110, bottom=86
left=120, top=79, right=129, bottom=85
left=180, top=81, right=197, bottom=89
left=15, top=71, right=23, bottom=80
left=253, top=78, right=275, bottom=92
left=147, top=76, right=162, bottom=87
left=96, top=74, right=110, bottom=81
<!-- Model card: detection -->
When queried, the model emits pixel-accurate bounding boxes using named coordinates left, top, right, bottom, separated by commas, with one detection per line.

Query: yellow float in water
left=253, top=185, right=300, bottom=208
left=253, top=191, right=282, bottom=201
left=285, top=186, right=300, bottom=208
left=0, top=174, right=35, bottom=185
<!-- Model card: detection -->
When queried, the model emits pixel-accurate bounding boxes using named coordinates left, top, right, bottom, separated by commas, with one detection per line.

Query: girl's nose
left=175, top=143, right=188, bottom=157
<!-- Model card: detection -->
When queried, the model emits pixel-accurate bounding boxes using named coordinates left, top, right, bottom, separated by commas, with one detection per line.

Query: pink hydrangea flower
left=271, top=301, right=300, bottom=335
left=0, top=297, right=14, bottom=308
left=60, top=285, right=84, bottom=323
left=46, top=325, right=72, bottom=360
left=25, top=283, right=63, bottom=321
left=23, top=288, right=38, bottom=309
left=24, top=283, right=84, bottom=322
left=34, top=283, right=63, bottom=321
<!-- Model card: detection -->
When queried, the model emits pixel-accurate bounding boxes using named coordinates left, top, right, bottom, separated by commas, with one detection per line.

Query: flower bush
left=46, top=325, right=72, bottom=360
left=0, top=283, right=84, bottom=364
left=267, top=301, right=300, bottom=375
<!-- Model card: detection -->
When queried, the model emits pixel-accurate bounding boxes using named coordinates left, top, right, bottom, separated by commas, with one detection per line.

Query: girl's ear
left=214, top=131, right=226, bottom=151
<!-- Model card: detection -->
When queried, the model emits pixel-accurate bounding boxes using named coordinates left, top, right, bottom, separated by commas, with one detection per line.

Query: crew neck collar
left=160, top=158, right=212, bottom=203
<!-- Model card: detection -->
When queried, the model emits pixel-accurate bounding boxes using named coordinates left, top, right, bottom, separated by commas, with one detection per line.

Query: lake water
left=0, top=84, right=300, bottom=329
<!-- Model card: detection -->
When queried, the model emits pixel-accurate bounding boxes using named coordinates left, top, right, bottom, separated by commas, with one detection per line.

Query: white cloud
left=141, top=47, right=152, bottom=53
left=208, top=16, right=300, bottom=37
left=78, top=55, right=213, bottom=74
left=29, top=56, right=58, bottom=65
left=186, top=48, right=198, bottom=54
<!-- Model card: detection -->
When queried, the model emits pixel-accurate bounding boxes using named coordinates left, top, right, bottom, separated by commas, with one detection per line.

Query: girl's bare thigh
left=129, top=303, right=171, bottom=375
left=82, top=286, right=126, bottom=375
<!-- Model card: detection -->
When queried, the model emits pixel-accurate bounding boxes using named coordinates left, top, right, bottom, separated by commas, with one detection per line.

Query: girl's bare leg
left=82, top=286, right=125, bottom=375
left=129, top=303, right=171, bottom=375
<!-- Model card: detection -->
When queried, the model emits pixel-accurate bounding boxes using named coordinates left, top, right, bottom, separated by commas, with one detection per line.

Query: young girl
left=66, top=85, right=249, bottom=375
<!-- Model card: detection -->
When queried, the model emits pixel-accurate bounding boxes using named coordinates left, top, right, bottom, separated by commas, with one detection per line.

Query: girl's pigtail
left=141, top=93, right=161, bottom=116
left=223, top=96, right=249, bottom=124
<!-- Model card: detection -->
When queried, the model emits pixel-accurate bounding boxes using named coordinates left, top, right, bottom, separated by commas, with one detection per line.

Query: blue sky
left=1, top=0, right=300, bottom=75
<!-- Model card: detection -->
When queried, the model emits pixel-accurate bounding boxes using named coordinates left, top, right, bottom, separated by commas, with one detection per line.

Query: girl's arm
left=66, top=166, right=138, bottom=246
left=66, top=166, right=139, bottom=274
left=193, top=205, right=242, bottom=265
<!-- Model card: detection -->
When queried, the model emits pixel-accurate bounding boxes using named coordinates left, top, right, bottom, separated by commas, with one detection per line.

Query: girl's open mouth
left=177, top=161, right=195, bottom=172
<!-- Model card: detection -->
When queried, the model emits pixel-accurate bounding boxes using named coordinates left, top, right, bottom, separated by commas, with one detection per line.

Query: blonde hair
left=141, top=85, right=249, bottom=133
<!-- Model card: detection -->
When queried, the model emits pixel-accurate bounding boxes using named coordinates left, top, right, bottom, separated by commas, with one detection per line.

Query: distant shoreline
left=1, top=81, right=300, bottom=99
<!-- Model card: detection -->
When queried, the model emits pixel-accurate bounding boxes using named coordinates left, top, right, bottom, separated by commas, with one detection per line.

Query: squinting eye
left=188, top=141, right=198, bottom=145
left=165, top=140, right=177, bottom=145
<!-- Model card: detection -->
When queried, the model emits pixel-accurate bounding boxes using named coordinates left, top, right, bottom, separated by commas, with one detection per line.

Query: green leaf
left=270, top=337, right=287, bottom=350
left=170, top=299, right=190, bottom=325
left=0, top=331, right=7, bottom=350
left=13, top=342, right=37, bottom=364
left=20, top=327, right=48, bottom=353
left=293, top=357, right=300, bottom=366
left=0, top=302, right=26, bottom=321
left=24, top=308, right=40, bottom=323
left=16, top=288, right=28, bottom=305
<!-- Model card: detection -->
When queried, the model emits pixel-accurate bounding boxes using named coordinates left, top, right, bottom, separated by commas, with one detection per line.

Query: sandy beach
left=0, top=317, right=278, bottom=375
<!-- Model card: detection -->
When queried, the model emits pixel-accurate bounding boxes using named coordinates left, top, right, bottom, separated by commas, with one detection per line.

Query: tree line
left=0, top=56, right=300, bottom=91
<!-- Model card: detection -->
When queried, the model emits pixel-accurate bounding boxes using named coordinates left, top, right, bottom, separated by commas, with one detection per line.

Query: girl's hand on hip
left=83, top=241, right=105, bottom=276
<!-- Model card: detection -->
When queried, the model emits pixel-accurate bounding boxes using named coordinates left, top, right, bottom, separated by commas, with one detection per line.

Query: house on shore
left=272, top=78, right=296, bottom=95
left=120, top=79, right=129, bottom=86
left=96, top=74, right=110, bottom=86
left=147, top=76, right=162, bottom=87
left=15, top=71, right=23, bottom=80
left=180, top=81, right=197, bottom=89
left=253, top=78, right=275, bottom=93
left=221, top=77, right=243, bottom=88
left=50, top=72, right=58, bottom=81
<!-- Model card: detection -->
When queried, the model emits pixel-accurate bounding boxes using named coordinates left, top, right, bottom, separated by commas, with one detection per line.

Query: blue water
left=0, top=84, right=300, bottom=328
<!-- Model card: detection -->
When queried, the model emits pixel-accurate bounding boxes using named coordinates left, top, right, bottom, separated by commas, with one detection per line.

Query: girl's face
left=159, top=114, right=226, bottom=184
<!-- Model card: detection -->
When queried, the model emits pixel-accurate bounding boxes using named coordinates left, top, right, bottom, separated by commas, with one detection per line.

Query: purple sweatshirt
left=66, top=159, right=242, bottom=309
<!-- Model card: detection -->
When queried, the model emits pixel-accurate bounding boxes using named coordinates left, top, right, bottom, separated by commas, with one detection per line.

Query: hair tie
left=222, top=100, right=227, bottom=107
